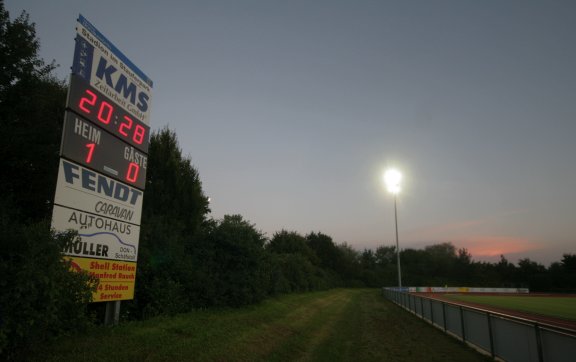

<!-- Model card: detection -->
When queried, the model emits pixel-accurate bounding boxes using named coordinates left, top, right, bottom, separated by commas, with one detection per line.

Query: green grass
left=27, top=289, right=491, bottom=361
left=443, top=294, right=576, bottom=321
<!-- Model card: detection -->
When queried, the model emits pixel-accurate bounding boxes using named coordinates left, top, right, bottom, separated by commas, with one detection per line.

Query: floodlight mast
left=384, top=169, right=403, bottom=289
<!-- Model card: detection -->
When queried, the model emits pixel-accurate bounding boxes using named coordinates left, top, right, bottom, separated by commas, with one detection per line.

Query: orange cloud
left=458, top=236, right=542, bottom=259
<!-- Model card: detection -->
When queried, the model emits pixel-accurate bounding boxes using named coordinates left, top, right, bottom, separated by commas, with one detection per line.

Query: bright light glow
left=384, top=168, right=402, bottom=194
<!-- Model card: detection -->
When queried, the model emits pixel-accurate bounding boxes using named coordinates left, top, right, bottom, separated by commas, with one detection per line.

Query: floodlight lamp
left=384, top=169, right=402, bottom=194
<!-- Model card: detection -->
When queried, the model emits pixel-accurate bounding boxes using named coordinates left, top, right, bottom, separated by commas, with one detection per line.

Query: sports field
left=442, top=294, right=576, bottom=323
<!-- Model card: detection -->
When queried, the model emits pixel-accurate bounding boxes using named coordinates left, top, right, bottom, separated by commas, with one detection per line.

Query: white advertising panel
left=54, top=159, right=143, bottom=225
left=53, top=205, right=140, bottom=262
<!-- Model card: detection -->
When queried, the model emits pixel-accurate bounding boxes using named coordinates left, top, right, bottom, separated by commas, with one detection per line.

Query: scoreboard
left=61, top=111, right=148, bottom=189
left=52, top=14, right=153, bottom=303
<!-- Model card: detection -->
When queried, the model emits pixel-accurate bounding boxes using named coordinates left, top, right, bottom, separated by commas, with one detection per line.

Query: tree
left=306, top=232, right=339, bottom=269
left=0, top=4, right=95, bottom=357
left=0, top=1, right=66, bottom=222
left=547, top=254, right=576, bottom=293
left=0, top=1, right=55, bottom=93
left=265, top=230, right=333, bottom=292
left=493, top=255, right=517, bottom=287
left=267, top=230, right=318, bottom=262
left=337, top=242, right=363, bottom=286
left=306, top=232, right=345, bottom=286
left=517, top=258, right=547, bottom=290
left=421, top=243, right=458, bottom=285
left=561, top=254, right=576, bottom=272
left=371, top=245, right=398, bottom=287
left=453, top=248, right=473, bottom=285
left=360, top=249, right=376, bottom=269
left=0, top=203, right=96, bottom=357
left=400, top=248, right=428, bottom=285
left=138, top=127, right=209, bottom=276
left=189, top=215, right=269, bottom=306
left=142, top=127, right=210, bottom=240
left=129, top=128, right=210, bottom=317
left=375, top=245, right=396, bottom=265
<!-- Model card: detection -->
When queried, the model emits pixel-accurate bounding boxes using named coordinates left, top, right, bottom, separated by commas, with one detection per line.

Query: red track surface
left=415, top=293, right=576, bottom=332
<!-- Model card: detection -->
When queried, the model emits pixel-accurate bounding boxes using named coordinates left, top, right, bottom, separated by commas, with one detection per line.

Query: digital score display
left=60, top=111, right=147, bottom=190
left=67, top=74, right=150, bottom=153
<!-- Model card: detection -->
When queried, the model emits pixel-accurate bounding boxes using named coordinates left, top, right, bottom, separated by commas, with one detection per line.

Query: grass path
left=30, top=289, right=490, bottom=361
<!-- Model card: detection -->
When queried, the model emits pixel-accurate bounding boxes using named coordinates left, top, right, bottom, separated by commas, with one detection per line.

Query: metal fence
left=383, top=288, right=576, bottom=362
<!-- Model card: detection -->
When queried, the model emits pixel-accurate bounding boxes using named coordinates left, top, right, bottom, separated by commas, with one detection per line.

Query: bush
left=0, top=205, right=96, bottom=359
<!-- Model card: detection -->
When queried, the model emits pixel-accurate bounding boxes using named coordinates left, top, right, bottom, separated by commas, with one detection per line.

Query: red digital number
left=85, top=143, right=96, bottom=163
left=126, top=162, right=140, bottom=183
left=133, top=125, right=146, bottom=145
left=79, top=90, right=97, bottom=114
left=97, top=101, right=113, bottom=124
left=119, top=116, right=133, bottom=137
left=77, top=85, right=147, bottom=150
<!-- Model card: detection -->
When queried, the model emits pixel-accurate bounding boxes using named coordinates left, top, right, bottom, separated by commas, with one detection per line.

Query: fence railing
left=383, top=288, right=576, bottom=362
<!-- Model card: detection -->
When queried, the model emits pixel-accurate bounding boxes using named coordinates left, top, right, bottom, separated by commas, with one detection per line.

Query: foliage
left=187, top=215, right=269, bottom=307
left=267, top=230, right=317, bottom=262
left=0, top=203, right=96, bottom=358
left=126, top=128, right=210, bottom=318
left=548, top=254, right=576, bottom=292
left=0, top=1, right=56, bottom=93
left=0, top=4, right=96, bottom=358
left=266, top=231, right=329, bottom=292
left=145, top=129, right=209, bottom=228
left=0, top=1, right=66, bottom=223
left=336, top=242, right=364, bottom=286
left=352, top=239, right=576, bottom=292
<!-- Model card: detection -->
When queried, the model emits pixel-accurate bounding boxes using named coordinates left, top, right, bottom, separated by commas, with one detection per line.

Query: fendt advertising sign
left=54, top=159, right=143, bottom=226
left=52, top=15, right=152, bottom=303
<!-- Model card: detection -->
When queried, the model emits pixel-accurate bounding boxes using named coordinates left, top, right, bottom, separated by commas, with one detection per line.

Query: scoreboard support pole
left=104, top=301, right=121, bottom=326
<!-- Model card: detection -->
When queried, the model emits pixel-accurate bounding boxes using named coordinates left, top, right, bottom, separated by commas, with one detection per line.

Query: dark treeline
left=1, top=2, right=575, bottom=357
left=358, top=243, right=576, bottom=293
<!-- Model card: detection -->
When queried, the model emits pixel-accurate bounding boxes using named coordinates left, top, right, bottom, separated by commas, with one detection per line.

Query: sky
left=6, top=0, right=576, bottom=266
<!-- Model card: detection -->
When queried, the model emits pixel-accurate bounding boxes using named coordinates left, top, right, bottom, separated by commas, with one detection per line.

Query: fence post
left=442, top=302, right=447, bottom=332
left=534, top=323, right=544, bottom=362
left=487, top=313, right=495, bottom=359
left=459, top=306, right=466, bottom=343
left=420, top=297, right=424, bottom=319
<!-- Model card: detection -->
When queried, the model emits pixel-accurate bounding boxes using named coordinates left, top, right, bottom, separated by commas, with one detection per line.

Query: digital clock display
left=67, top=74, right=150, bottom=153
left=60, top=111, right=147, bottom=190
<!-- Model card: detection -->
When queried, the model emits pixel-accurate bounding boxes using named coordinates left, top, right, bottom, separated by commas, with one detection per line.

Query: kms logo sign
left=73, top=16, right=153, bottom=125
left=95, top=57, right=149, bottom=114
